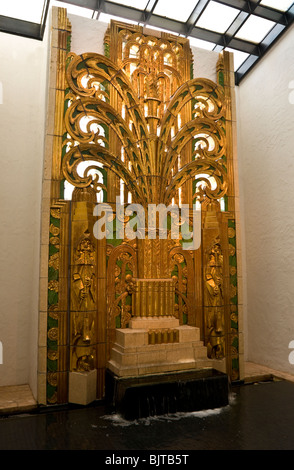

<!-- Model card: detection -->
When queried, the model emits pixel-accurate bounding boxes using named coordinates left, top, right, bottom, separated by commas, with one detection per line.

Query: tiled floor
left=0, top=362, right=293, bottom=415
left=244, top=361, right=294, bottom=383
left=0, top=384, right=37, bottom=414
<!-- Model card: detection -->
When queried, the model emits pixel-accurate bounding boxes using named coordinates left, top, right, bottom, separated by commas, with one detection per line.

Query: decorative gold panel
left=46, top=12, right=241, bottom=404
left=62, top=19, right=227, bottom=210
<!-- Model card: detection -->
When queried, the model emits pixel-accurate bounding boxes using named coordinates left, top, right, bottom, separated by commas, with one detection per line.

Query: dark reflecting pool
left=0, top=379, right=294, bottom=451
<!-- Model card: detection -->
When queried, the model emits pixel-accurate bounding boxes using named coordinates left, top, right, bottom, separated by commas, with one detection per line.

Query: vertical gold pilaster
left=46, top=200, right=70, bottom=405
left=69, top=196, right=97, bottom=374
left=97, top=234, right=107, bottom=399
left=40, top=7, right=72, bottom=405
left=51, top=8, right=71, bottom=201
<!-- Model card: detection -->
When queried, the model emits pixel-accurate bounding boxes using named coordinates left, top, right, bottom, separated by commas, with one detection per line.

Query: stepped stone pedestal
left=106, top=315, right=229, bottom=420
left=107, top=316, right=212, bottom=378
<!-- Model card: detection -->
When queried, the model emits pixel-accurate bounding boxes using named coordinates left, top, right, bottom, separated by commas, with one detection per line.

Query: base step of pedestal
left=107, top=357, right=213, bottom=378
left=107, top=323, right=212, bottom=378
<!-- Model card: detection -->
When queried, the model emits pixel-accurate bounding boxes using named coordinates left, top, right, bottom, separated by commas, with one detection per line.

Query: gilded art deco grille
left=45, top=11, right=240, bottom=404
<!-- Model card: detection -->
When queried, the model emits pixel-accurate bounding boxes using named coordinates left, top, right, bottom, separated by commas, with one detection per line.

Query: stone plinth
left=68, top=369, right=97, bottom=405
left=129, top=316, right=179, bottom=329
left=107, top=317, right=212, bottom=378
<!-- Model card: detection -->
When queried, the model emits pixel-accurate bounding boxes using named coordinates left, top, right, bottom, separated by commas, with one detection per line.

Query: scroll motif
left=63, top=48, right=227, bottom=206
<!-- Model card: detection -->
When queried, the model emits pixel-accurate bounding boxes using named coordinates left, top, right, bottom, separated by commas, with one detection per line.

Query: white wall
left=237, top=24, right=294, bottom=374
left=69, top=14, right=108, bottom=54
left=191, top=46, right=218, bottom=82
left=0, top=28, right=49, bottom=391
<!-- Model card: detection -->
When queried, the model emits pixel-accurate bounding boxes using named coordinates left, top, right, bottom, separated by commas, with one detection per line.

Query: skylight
left=188, top=37, right=216, bottom=51
left=0, top=0, right=45, bottom=23
left=225, top=48, right=250, bottom=71
left=235, top=15, right=276, bottom=43
left=51, top=1, right=94, bottom=18
left=99, top=12, right=138, bottom=25
left=153, top=0, right=199, bottom=23
left=145, top=24, right=178, bottom=35
left=196, top=1, right=240, bottom=34
left=108, top=0, right=149, bottom=8
left=260, top=0, right=294, bottom=11
left=0, top=0, right=293, bottom=84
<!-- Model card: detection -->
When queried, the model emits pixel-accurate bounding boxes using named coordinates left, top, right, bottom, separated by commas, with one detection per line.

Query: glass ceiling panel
left=260, top=0, right=294, bottom=12
left=145, top=24, right=178, bottom=35
left=0, top=0, right=46, bottom=23
left=235, top=15, right=276, bottom=43
left=51, top=1, right=94, bottom=18
left=225, top=48, right=250, bottom=71
left=99, top=12, right=139, bottom=25
left=153, top=0, right=198, bottom=23
left=107, top=0, right=149, bottom=9
left=188, top=36, right=216, bottom=51
left=196, top=1, right=240, bottom=34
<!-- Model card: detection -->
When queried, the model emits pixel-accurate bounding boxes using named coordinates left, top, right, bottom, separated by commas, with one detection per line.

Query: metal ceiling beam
left=189, top=25, right=224, bottom=45
left=0, top=0, right=50, bottom=40
left=0, top=15, right=42, bottom=40
left=142, top=0, right=159, bottom=24
left=224, top=10, right=249, bottom=42
left=41, top=0, right=51, bottom=38
left=186, top=0, right=210, bottom=36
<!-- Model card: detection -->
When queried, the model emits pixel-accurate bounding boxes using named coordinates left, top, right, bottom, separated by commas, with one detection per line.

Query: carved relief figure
left=205, top=239, right=225, bottom=359
left=205, top=243, right=223, bottom=307
left=73, top=235, right=96, bottom=311
left=71, top=233, right=96, bottom=371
